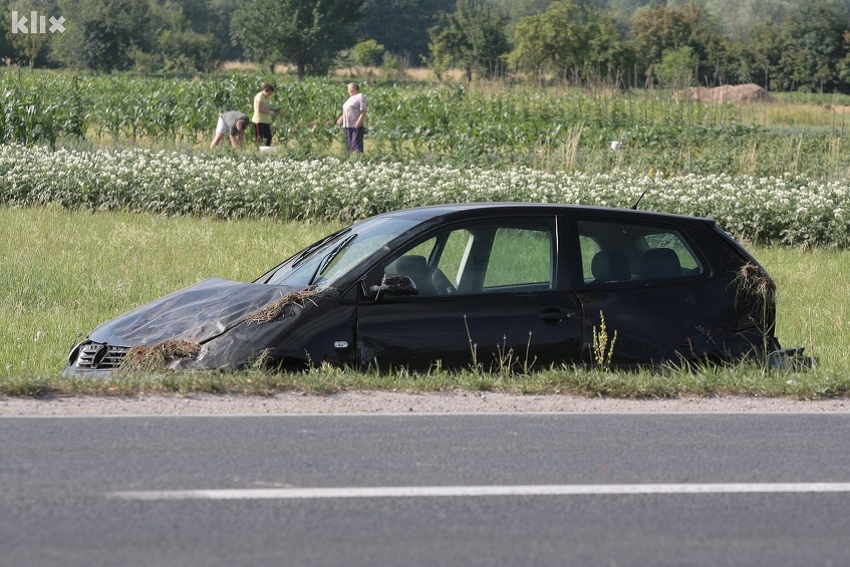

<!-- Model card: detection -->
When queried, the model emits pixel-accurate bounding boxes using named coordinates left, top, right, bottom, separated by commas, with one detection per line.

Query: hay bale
left=674, top=83, right=771, bottom=104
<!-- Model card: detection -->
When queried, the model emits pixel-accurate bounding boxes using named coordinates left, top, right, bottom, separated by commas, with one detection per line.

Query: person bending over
left=210, top=110, right=250, bottom=149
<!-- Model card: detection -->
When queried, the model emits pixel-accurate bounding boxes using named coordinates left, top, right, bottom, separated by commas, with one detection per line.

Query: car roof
left=372, top=202, right=716, bottom=227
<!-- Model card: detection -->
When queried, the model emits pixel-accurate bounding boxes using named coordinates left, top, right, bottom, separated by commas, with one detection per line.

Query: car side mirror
left=368, top=274, right=419, bottom=298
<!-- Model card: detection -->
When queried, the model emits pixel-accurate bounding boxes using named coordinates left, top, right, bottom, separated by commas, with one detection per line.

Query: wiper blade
left=311, top=233, right=358, bottom=284
left=291, top=228, right=351, bottom=268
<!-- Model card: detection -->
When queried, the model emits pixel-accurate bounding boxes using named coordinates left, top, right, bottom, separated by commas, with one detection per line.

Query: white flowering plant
left=1, top=144, right=848, bottom=248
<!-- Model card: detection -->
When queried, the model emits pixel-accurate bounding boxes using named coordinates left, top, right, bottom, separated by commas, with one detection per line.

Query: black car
left=64, top=203, right=798, bottom=375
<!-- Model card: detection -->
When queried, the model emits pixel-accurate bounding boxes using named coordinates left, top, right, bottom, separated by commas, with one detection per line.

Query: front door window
left=356, top=218, right=580, bottom=371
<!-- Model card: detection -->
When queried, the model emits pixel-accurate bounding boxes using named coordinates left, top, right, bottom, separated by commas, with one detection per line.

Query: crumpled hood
left=88, top=277, right=302, bottom=346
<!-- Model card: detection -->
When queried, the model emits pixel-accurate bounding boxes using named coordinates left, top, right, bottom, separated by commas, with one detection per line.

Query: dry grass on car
left=122, top=338, right=201, bottom=372
left=734, top=262, right=776, bottom=314
left=245, top=289, right=318, bottom=324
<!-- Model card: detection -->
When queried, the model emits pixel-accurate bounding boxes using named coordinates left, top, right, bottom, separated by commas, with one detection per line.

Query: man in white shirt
left=336, top=82, right=367, bottom=153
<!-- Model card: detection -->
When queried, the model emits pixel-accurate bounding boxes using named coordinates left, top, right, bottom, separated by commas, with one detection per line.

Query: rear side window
left=577, top=219, right=703, bottom=284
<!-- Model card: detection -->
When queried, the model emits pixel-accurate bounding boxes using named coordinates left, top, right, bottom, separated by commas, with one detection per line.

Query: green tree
left=509, top=1, right=580, bottom=78
left=605, top=0, right=663, bottom=28
left=52, top=0, right=152, bottom=71
left=352, top=39, right=386, bottom=67
left=630, top=3, right=693, bottom=67
left=656, top=45, right=696, bottom=89
left=358, top=0, right=454, bottom=63
left=8, top=0, right=59, bottom=68
left=232, top=0, right=367, bottom=80
left=726, top=19, right=782, bottom=87
left=700, top=0, right=796, bottom=41
left=428, top=0, right=510, bottom=81
left=839, top=30, right=850, bottom=88
left=774, top=0, right=849, bottom=92
left=629, top=1, right=726, bottom=87
left=508, top=0, right=630, bottom=83
left=489, top=0, right=556, bottom=38
left=0, top=16, right=12, bottom=62
left=147, top=1, right=222, bottom=72
left=184, top=0, right=243, bottom=61
left=50, top=0, right=224, bottom=73
left=422, top=33, right=452, bottom=81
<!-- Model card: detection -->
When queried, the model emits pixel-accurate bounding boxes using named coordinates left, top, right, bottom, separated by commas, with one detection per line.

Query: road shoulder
left=3, top=391, right=850, bottom=416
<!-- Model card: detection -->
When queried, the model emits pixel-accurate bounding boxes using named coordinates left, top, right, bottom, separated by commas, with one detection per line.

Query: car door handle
left=538, top=309, right=575, bottom=322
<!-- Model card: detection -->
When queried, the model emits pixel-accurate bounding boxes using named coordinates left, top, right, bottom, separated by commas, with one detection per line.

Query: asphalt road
left=3, top=413, right=850, bottom=567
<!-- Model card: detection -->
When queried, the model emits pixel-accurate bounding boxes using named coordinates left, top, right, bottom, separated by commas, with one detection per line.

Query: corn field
left=5, top=68, right=850, bottom=179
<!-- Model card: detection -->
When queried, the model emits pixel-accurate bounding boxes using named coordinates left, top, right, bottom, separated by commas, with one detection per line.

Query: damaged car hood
left=88, top=278, right=302, bottom=346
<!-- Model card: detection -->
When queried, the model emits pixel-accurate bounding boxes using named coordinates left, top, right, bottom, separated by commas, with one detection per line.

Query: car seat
left=385, top=255, right=439, bottom=295
left=640, top=248, right=681, bottom=279
left=590, top=250, right=631, bottom=283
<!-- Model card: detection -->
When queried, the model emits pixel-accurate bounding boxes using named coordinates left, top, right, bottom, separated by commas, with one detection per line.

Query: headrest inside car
left=591, top=250, right=630, bottom=282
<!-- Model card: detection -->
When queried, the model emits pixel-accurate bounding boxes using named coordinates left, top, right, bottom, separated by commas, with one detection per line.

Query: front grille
left=74, top=342, right=131, bottom=370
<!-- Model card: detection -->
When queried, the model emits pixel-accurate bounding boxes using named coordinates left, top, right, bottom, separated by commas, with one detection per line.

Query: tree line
left=4, top=0, right=850, bottom=93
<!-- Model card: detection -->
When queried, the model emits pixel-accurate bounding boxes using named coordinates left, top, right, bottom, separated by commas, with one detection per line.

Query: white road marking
left=109, top=483, right=850, bottom=500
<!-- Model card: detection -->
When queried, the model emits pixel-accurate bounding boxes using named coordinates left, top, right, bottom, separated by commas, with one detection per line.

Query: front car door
left=355, top=215, right=582, bottom=372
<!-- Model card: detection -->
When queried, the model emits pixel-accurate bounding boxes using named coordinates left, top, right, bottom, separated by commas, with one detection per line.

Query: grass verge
left=2, top=361, right=846, bottom=401
left=1, top=206, right=847, bottom=399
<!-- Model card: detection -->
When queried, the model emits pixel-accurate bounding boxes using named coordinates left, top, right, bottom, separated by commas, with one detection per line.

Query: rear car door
left=574, top=216, right=744, bottom=365
left=355, top=215, right=582, bottom=371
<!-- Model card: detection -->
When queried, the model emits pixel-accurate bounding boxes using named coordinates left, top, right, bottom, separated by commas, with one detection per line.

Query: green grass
left=1, top=206, right=848, bottom=399
left=0, top=205, right=340, bottom=379
left=754, top=246, right=850, bottom=370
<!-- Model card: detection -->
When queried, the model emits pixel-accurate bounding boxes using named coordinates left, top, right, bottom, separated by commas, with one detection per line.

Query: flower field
left=2, top=143, right=848, bottom=248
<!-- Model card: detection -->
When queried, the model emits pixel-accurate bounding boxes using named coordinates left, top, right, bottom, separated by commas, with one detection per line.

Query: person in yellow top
left=252, top=82, right=279, bottom=146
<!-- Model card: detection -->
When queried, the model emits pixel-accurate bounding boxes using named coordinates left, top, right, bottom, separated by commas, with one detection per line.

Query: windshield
left=257, top=217, right=421, bottom=288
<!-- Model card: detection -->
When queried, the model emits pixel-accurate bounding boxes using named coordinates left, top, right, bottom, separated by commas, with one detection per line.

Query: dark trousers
left=344, top=127, right=364, bottom=153
left=254, top=122, right=272, bottom=146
